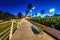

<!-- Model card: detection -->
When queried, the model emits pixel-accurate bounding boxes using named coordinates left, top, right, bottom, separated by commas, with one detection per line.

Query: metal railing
left=0, top=20, right=20, bottom=40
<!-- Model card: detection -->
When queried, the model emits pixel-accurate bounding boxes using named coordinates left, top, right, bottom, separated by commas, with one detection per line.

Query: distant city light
left=49, top=8, right=55, bottom=13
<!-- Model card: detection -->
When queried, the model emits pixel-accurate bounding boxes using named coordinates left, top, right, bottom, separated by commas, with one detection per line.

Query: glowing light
left=49, top=8, right=55, bottom=12
left=37, top=13, right=40, bottom=16
left=32, top=7, right=35, bottom=10
left=30, top=10, right=32, bottom=12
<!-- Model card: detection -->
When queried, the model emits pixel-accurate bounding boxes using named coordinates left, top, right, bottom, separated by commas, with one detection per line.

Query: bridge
left=10, top=19, right=55, bottom=40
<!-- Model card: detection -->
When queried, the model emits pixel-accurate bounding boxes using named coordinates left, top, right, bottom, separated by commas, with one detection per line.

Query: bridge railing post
left=9, top=21, right=13, bottom=40
left=17, top=20, right=19, bottom=28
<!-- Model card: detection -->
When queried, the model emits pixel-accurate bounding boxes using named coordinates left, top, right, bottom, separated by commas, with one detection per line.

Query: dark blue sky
left=0, top=0, right=60, bottom=16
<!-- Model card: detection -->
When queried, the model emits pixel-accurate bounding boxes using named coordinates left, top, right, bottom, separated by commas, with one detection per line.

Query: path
left=10, top=19, right=55, bottom=40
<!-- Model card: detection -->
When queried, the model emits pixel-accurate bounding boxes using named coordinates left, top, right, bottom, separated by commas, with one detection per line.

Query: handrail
left=0, top=21, right=11, bottom=24
left=0, top=21, right=17, bottom=40
left=0, top=19, right=20, bottom=40
left=0, top=30, right=10, bottom=40
left=0, top=27, right=10, bottom=36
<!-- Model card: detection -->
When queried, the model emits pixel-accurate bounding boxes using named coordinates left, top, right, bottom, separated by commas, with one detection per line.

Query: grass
left=0, top=22, right=11, bottom=33
left=0, top=21, right=17, bottom=40
left=0, top=19, right=20, bottom=40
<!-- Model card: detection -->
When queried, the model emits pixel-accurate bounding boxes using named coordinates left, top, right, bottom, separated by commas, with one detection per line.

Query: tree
left=17, top=12, right=23, bottom=18
left=35, top=13, right=37, bottom=16
left=4, top=12, right=11, bottom=20
left=40, top=9, right=45, bottom=18
left=4, top=12, right=14, bottom=21
left=25, top=3, right=32, bottom=16
left=28, top=3, right=32, bottom=10
left=0, top=10, right=3, bottom=20
left=40, top=9, right=45, bottom=14
left=53, top=14, right=60, bottom=16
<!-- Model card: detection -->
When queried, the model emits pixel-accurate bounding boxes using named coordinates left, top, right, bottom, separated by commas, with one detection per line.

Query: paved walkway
left=10, top=19, right=55, bottom=40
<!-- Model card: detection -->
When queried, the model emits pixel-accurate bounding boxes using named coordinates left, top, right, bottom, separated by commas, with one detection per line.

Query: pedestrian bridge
left=10, top=19, right=55, bottom=40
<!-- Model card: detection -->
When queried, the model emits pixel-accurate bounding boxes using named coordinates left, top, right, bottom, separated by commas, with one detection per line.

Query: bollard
left=9, top=21, right=13, bottom=40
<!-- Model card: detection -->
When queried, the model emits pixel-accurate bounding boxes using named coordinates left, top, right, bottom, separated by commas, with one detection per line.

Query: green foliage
left=0, top=22, right=11, bottom=33
left=0, top=22, right=17, bottom=40
left=0, top=11, right=15, bottom=21
left=0, top=10, right=3, bottom=20
left=28, top=16, right=60, bottom=30
left=17, top=12, right=23, bottom=18
left=40, top=9, right=45, bottom=14
left=3, top=12, right=15, bottom=21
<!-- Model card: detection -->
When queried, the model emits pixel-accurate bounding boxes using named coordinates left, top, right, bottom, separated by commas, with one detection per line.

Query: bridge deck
left=10, top=19, right=55, bottom=40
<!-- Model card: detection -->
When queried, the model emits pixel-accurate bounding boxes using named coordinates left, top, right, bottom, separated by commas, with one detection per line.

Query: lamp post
left=49, top=8, right=55, bottom=16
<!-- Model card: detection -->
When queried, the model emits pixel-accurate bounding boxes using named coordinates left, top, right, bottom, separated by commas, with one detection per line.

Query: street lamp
left=49, top=8, right=55, bottom=16
left=32, top=7, right=35, bottom=10
left=49, top=8, right=55, bottom=14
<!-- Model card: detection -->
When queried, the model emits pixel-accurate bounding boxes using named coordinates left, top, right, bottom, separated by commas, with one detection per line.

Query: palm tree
left=40, top=9, right=45, bottom=17
left=35, top=13, right=37, bottom=17
left=28, top=3, right=32, bottom=10
left=40, top=9, right=45, bottom=14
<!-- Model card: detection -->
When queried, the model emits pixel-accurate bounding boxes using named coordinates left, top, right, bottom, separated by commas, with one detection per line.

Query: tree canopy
left=0, top=10, right=3, bottom=20
left=17, top=12, right=23, bottom=18
left=40, top=9, right=45, bottom=14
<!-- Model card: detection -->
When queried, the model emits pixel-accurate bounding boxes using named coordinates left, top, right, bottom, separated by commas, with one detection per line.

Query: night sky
left=0, top=0, right=60, bottom=16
